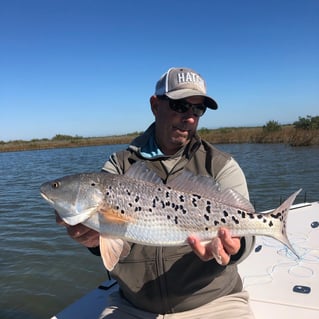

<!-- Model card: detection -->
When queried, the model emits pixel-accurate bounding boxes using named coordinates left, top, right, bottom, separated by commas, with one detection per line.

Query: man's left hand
left=188, top=227, right=241, bottom=265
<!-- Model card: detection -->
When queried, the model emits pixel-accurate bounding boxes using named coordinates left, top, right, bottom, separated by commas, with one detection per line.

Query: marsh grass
left=200, top=125, right=319, bottom=146
left=1, top=126, right=318, bottom=152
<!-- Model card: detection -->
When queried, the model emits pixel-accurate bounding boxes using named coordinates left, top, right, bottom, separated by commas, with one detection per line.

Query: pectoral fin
left=99, top=234, right=131, bottom=271
left=99, top=205, right=133, bottom=224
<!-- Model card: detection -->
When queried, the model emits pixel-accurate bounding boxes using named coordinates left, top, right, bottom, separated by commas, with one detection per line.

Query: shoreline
left=1, top=126, right=318, bottom=153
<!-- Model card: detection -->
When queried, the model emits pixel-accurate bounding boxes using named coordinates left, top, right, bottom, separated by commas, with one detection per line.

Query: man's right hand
left=55, top=212, right=100, bottom=248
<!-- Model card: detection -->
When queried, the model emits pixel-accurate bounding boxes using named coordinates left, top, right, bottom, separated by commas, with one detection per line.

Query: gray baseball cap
left=155, top=67, right=218, bottom=110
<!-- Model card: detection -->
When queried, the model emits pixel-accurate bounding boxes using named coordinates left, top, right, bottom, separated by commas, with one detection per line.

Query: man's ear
left=150, top=95, right=159, bottom=116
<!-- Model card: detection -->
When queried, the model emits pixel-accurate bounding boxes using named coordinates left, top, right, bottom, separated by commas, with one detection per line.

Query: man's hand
left=188, top=227, right=241, bottom=265
left=55, top=212, right=100, bottom=248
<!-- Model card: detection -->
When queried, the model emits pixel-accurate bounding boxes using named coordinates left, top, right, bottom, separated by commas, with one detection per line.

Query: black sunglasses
left=157, top=95, right=207, bottom=117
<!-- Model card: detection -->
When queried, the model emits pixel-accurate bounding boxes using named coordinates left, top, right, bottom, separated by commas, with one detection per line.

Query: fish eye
left=51, top=181, right=60, bottom=189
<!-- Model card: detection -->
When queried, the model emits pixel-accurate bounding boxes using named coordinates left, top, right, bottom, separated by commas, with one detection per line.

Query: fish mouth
left=40, top=192, right=54, bottom=205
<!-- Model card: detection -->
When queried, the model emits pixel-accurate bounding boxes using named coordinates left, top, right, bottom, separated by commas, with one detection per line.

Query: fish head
left=40, top=173, right=105, bottom=226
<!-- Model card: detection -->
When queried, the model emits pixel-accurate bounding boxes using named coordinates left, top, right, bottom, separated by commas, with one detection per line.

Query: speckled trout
left=40, top=162, right=301, bottom=270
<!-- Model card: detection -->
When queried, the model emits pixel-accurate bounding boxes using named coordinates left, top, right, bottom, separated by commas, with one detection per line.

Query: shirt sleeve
left=215, top=157, right=249, bottom=200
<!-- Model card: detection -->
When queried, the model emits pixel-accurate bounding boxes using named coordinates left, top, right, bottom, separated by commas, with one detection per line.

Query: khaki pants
left=99, top=291, right=255, bottom=319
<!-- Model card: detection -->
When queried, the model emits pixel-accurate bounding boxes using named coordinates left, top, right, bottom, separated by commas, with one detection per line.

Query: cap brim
left=165, top=89, right=218, bottom=110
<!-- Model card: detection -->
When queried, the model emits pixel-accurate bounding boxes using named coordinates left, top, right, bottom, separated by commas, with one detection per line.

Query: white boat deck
left=238, top=201, right=319, bottom=319
left=52, top=201, right=319, bottom=319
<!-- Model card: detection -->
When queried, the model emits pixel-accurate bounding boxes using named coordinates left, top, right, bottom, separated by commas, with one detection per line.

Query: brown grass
left=200, top=126, right=319, bottom=145
left=1, top=126, right=318, bottom=153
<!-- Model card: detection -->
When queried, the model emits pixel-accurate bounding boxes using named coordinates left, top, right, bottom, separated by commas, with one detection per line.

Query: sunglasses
left=157, top=95, right=207, bottom=117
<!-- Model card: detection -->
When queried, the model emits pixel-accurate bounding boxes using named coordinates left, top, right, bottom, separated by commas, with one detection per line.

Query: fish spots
left=192, top=198, right=198, bottom=207
left=206, top=201, right=212, bottom=214
left=166, top=214, right=179, bottom=225
left=223, top=210, right=229, bottom=217
left=191, top=194, right=201, bottom=208
left=204, top=214, right=209, bottom=221
left=152, top=196, right=160, bottom=208
left=232, top=216, right=240, bottom=225
left=190, top=194, right=201, bottom=208
left=271, top=212, right=283, bottom=220
left=221, top=218, right=226, bottom=224
left=214, top=220, right=220, bottom=226
left=179, top=195, right=185, bottom=202
left=135, top=196, right=140, bottom=203
left=269, top=221, right=274, bottom=227
left=171, top=202, right=180, bottom=212
left=247, top=213, right=255, bottom=219
left=237, top=210, right=246, bottom=218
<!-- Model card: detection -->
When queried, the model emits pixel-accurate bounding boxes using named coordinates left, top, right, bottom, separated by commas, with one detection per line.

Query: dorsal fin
left=125, top=161, right=254, bottom=212
left=124, top=161, right=163, bottom=184
left=168, top=169, right=254, bottom=212
left=168, top=169, right=221, bottom=195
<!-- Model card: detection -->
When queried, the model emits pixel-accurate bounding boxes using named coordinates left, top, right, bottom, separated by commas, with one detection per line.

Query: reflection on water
left=0, top=143, right=318, bottom=319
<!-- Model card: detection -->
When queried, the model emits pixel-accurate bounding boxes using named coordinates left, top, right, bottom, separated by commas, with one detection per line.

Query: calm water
left=1, top=143, right=319, bottom=319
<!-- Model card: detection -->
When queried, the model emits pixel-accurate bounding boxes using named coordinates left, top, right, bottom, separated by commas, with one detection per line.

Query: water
left=1, top=143, right=318, bottom=319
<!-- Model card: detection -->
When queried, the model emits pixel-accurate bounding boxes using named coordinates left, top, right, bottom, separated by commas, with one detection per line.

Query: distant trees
left=293, top=115, right=319, bottom=130
left=263, top=120, right=281, bottom=132
left=51, top=134, right=83, bottom=141
left=262, top=115, right=319, bottom=132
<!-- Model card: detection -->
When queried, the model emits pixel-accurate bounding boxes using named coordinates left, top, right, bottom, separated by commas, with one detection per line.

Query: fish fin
left=124, top=161, right=163, bottom=184
left=219, top=188, right=255, bottom=212
left=125, top=162, right=254, bottom=212
left=168, top=170, right=254, bottom=212
left=99, top=205, right=133, bottom=224
left=99, top=235, right=131, bottom=271
left=265, top=189, right=302, bottom=258
left=60, top=207, right=98, bottom=226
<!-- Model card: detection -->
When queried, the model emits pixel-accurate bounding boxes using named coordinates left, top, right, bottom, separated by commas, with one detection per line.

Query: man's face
left=151, top=96, right=205, bottom=155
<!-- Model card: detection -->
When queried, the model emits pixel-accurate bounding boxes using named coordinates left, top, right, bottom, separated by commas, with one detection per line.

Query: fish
left=40, top=161, right=302, bottom=271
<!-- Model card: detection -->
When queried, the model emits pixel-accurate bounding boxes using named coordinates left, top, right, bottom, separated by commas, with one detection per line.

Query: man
left=58, top=67, right=255, bottom=318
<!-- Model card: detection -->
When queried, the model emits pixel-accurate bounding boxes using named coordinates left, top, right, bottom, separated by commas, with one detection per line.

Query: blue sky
left=1, top=0, right=318, bottom=142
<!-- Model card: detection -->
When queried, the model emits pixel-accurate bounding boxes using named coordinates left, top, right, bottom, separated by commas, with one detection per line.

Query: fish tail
left=266, top=189, right=302, bottom=258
